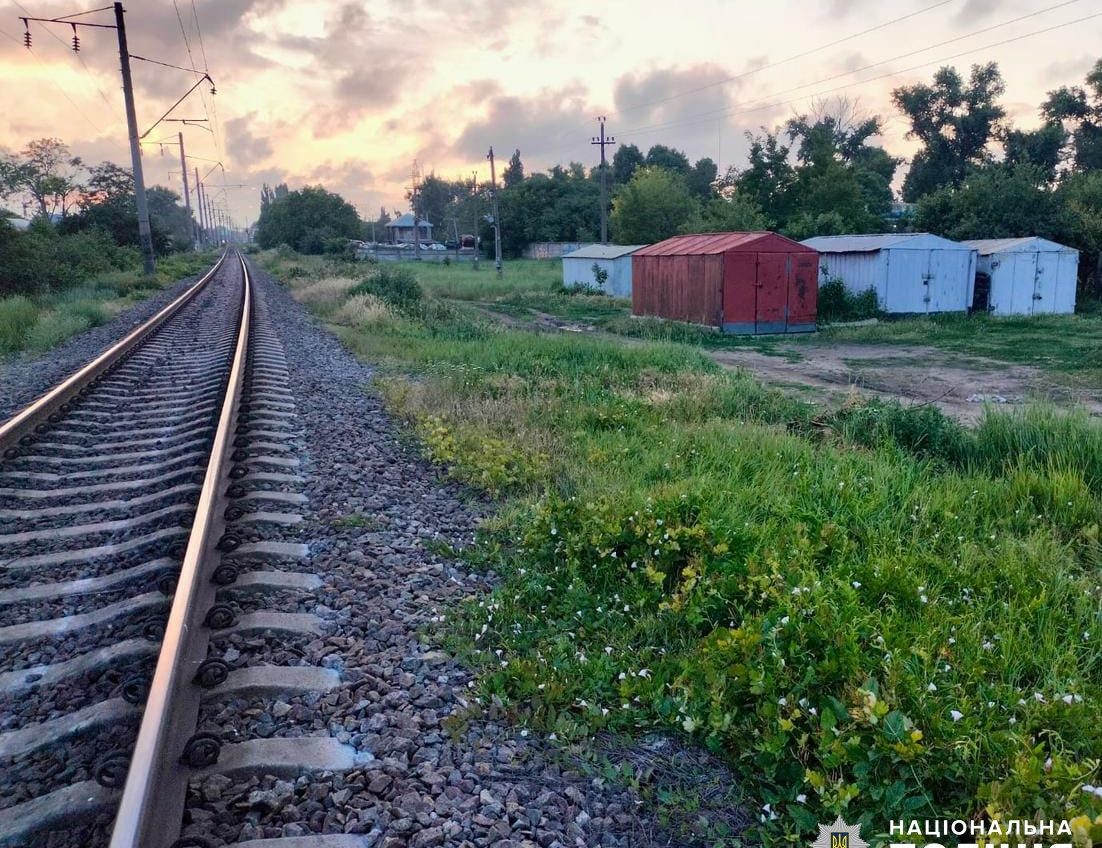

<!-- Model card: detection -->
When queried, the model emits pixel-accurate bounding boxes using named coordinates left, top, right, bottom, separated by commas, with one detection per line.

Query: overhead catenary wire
left=616, top=0, right=960, bottom=116
left=614, top=0, right=1089, bottom=140
left=613, top=7, right=1102, bottom=144
left=532, top=0, right=964, bottom=159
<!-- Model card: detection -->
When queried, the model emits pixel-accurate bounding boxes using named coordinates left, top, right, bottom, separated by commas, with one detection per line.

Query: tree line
left=0, top=138, right=197, bottom=293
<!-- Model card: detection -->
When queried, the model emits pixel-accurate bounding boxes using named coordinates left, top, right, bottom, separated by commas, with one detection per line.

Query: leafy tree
left=0, top=138, right=83, bottom=218
left=612, top=144, right=645, bottom=184
left=255, top=185, right=361, bottom=253
left=682, top=192, right=769, bottom=234
left=1042, top=59, right=1102, bottom=171
left=1002, top=122, right=1067, bottom=181
left=784, top=101, right=898, bottom=226
left=503, top=149, right=525, bottom=188
left=1058, top=170, right=1102, bottom=294
left=914, top=164, right=1066, bottom=241
left=610, top=167, right=697, bottom=244
left=260, top=182, right=289, bottom=211
left=735, top=131, right=798, bottom=225
left=892, top=63, right=1007, bottom=200
left=686, top=157, right=718, bottom=199
left=644, top=144, right=691, bottom=177
left=495, top=166, right=599, bottom=256
left=410, top=173, right=458, bottom=228
left=61, top=162, right=192, bottom=254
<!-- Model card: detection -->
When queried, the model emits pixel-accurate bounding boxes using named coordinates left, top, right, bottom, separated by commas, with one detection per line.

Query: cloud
left=224, top=113, right=273, bottom=164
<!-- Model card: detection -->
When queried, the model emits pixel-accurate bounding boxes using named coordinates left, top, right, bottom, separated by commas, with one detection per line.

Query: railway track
left=0, top=253, right=350, bottom=848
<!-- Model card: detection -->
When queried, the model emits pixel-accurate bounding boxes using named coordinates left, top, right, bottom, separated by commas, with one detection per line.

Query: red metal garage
left=631, top=232, right=819, bottom=334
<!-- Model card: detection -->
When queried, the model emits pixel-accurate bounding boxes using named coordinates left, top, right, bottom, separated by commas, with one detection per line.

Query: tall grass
left=0, top=296, right=39, bottom=353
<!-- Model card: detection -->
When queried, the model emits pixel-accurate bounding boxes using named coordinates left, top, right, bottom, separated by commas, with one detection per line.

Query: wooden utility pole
left=591, top=116, right=616, bottom=245
left=177, top=132, right=196, bottom=250
left=471, top=171, right=480, bottom=271
left=487, top=147, right=502, bottom=276
left=114, top=2, right=155, bottom=274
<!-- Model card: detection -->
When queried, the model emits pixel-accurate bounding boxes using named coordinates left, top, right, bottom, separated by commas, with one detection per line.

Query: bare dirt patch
left=708, top=342, right=1102, bottom=423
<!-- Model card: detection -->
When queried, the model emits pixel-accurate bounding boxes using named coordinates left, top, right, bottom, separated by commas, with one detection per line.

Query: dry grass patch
left=295, top=276, right=360, bottom=306
left=333, top=293, right=395, bottom=327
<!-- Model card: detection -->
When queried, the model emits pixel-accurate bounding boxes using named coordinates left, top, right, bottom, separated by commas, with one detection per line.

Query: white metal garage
left=562, top=244, right=646, bottom=298
left=801, top=233, right=977, bottom=315
left=963, top=237, right=1079, bottom=316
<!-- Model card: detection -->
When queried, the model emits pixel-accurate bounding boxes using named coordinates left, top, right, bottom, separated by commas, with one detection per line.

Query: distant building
left=385, top=213, right=433, bottom=245
left=562, top=244, right=646, bottom=297
left=802, top=233, right=976, bottom=315
left=963, top=237, right=1079, bottom=316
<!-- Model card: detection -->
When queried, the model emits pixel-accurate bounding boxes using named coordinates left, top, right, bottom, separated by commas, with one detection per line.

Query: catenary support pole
left=115, top=2, right=155, bottom=274
left=178, top=132, right=196, bottom=250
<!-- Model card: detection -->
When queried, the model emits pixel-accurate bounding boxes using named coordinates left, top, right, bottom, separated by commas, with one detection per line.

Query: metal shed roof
left=634, top=231, right=812, bottom=256
left=962, top=237, right=1077, bottom=255
left=563, top=244, right=647, bottom=260
left=801, top=232, right=969, bottom=253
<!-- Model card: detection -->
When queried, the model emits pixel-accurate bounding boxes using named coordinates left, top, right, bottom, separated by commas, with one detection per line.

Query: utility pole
left=591, top=116, right=616, bottom=245
left=471, top=171, right=479, bottom=271
left=487, top=147, right=502, bottom=276
left=178, top=132, right=195, bottom=250
left=194, top=169, right=206, bottom=248
left=410, top=160, right=421, bottom=261
left=114, top=2, right=155, bottom=274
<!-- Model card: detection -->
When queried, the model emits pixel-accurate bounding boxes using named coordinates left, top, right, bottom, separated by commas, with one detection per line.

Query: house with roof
left=385, top=213, right=433, bottom=245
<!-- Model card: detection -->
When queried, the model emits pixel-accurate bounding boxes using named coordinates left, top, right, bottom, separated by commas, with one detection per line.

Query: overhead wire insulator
left=21, top=19, right=31, bottom=49
left=70, top=23, right=79, bottom=53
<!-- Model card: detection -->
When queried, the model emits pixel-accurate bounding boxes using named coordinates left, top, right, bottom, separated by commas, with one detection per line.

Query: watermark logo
left=813, top=816, right=868, bottom=848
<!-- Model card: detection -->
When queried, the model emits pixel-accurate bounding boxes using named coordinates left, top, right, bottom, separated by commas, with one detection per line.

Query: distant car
left=428, top=243, right=447, bottom=251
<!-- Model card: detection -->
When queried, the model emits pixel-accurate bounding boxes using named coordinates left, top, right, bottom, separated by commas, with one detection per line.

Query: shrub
left=0, top=296, right=39, bottom=353
left=351, top=265, right=423, bottom=314
left=333, top=293, right=394, bottom=327
left=817, top=277, right=880, bottom=323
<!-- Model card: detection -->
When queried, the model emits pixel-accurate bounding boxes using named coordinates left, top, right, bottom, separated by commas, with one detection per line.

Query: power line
left=534, top=0, right=963, bottom=159
left=617, top=0, right=959, bottom=116
left=615, top=3, right=1096, bottom=141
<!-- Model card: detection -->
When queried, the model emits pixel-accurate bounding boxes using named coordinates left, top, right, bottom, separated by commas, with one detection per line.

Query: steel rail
left=0, top=251, right=229, bottom=453
left=108, top=250, right=251, bottom=848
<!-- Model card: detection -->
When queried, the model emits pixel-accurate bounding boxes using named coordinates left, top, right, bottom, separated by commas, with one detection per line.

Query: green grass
left=268, top=249, right=1102, bottom=844
left=0, top=251, right=218, bottom=358
left=816, top=311, right=1102, bottom=379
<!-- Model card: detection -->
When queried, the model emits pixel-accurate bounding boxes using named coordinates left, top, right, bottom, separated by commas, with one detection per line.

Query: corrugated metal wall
left=818, top=252, right=884, bottom=303
left=632, top=254, right=724, bottom=325
left=982, top=250, right=1079, bottom=315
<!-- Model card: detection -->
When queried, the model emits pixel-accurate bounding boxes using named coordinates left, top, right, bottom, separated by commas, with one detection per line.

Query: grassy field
left=0, top=251, right=218, bottom=356
left=262, top=250, right=1102, bottom=845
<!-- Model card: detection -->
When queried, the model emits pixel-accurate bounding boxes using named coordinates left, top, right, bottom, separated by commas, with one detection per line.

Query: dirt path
left=707, top=343, right=1102, bottom=423
left=463, top=302, right=1102, bottom=424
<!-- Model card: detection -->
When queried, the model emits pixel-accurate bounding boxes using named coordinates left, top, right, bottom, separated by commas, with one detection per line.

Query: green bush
left=0, top=296, right=40, bottom=352
left=351, top=265, right=423, bottom=314
left=817, top=277, right=881, bottom=323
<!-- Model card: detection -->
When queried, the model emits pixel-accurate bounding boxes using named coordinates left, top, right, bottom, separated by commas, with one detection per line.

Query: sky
left=0, top=0, right=1100, bottom=229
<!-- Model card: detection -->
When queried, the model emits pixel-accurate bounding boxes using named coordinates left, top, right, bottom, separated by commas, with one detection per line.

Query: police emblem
left=812, top=816, right=868, bottom=848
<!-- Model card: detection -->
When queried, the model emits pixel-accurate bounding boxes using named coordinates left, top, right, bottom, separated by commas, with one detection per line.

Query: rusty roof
left=634, top=231, right=812, bottom=256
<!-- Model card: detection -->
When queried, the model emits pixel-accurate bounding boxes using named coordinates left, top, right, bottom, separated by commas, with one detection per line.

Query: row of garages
left=562, top=232, right=1080, bottom=334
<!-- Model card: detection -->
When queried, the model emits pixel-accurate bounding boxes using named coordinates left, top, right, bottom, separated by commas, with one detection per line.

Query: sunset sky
left=1, top=0, right=1100, bottom=229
